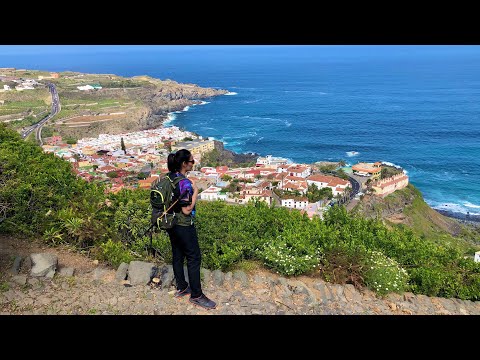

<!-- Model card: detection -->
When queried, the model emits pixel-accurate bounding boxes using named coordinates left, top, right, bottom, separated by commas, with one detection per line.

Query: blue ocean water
left=1, top=45, right=480, bottom=215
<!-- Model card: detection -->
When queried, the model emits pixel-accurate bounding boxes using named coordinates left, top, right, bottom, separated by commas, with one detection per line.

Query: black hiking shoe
left=174, top=285, right=191, bottom=298
left=189, top=294, right=217, bottom=310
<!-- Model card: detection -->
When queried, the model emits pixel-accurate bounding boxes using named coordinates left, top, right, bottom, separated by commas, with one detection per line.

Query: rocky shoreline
left=435, top=209, right=480, bottom=226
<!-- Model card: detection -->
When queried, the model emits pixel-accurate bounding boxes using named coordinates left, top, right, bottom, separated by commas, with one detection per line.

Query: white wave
left=346, top=151, right=359, bottom=157
left=284, top=120, right=292, bottom=127
left=256, top=137, right=264, bottom=143
left=200, top=101, right=210, bottom=105
left=243, top=98, right=262, bottom=104
left=163, top=112, right=176, bottom=126
left=464, top=201, right=480, bottom=209
left=381, top=161, right=403, bottom=169
left=173, top=110, right=182, bottom=114
left=429, top=201, right=480, bottom=216
left=182, top=106, right=190, bottom=112
left=224, top=92, right=238, bottom=96
left=202, top=127, right=216, bottom=130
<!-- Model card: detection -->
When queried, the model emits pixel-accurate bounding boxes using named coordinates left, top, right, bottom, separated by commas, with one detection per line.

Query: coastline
left=163, top=109, right=480, bottom=226
left=435, top=209, right=480, bottom=227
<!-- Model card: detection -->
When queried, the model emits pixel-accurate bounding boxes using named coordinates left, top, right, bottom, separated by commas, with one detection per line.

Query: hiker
left=166, top=149, right=217, bottom=310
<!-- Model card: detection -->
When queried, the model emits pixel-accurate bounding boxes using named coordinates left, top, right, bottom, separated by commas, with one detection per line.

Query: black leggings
left=167, top=224, right=203, bottom=298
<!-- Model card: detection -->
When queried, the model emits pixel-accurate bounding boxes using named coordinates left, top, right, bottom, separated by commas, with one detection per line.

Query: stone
left=224, top=271, right=233, bottom=283
left=115, top=262, right=129, bottom=282
left=27, top=277, right=40, bottom=287
left=160, top=265, right=174, bottom=289
left=12, top=275, right=27, bottom=285
left=314, top=281, right=333, bottom=303
left=45, top=269, right=56, bottom=279
left=331, top=284, right=347, bottom=302
left=11, top=256, right=23, bottom=275
left=212, top=270, right=224, bottom=286
left=253, top=275, right=264, bottom=284
left=388, top=302, right=397, bottom=311
left=200, top=268, right=211, bottom=283
left=93, top=268, right=109, bottom=282
left=343, top=284, right=362, bottom=303
left=403, top=292, right=416, bottom=303
left=127, top=261, right=155, bottom=286
left=22, top=256, right=32, bottom=272
left=58, top=267, right=75, bottom=277
left=233, top=270, right=249, bottom=287
left=30, top=253, right=58, bottom=277
left=93, top=260, right=99, bottom=265
left=276, top=277, right=288, bottom=287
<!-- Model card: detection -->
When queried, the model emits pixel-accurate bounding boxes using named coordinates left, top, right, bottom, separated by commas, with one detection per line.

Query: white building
left=281, top=197, right=309, bottom=209
left=77, top=85, right=94, bottom=91
left=475, top=251, right=480, bottom=263
left=256, top=154, right=290, bottom=167
left=306, top=174, right=351, bottom=196
left=199, top=186, right=228, bottom=201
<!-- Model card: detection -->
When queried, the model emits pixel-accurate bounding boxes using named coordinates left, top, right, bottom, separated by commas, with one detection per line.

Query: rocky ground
left=1, top=235, right=479, bottom=315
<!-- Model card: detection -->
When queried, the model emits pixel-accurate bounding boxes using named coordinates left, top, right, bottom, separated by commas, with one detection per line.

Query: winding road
left=21, top=83, right=60, bottom=145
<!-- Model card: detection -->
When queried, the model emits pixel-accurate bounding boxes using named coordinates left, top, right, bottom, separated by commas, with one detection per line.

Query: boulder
left=58, top=267, right=75, bottom=277
left=161, top=265, right=174, bottom=289
left=11, top=256, right=23, bottom=275
left=127, top=261, right=155, bottom=286
left=30, top=253, right=58, bottom=277
left=115, top=262, right=129, bottom=282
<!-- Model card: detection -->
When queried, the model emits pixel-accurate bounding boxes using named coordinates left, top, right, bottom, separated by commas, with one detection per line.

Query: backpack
left=150, top=173, right=184, bottom=230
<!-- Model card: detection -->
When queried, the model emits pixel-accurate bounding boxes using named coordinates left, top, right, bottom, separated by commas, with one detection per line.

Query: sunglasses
left=186, top=159, right=195, bottom=164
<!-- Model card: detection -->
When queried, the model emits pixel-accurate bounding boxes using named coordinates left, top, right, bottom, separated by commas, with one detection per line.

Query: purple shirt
left=175, top=172, right=195, bottom=217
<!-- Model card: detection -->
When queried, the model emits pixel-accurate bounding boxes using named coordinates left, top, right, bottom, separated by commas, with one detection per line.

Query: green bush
left=98, top=239, right=134, bottom=268
left=259, top=231, right=319, bottom=276
left=363, top=250, right=410, bottom=296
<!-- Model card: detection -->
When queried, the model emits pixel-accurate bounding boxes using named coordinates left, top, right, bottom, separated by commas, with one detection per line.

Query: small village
left=41, top=125, right=409, bottom=219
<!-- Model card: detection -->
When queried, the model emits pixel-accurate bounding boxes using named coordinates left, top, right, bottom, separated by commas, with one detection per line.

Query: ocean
left=1, top=45, right=480, bottom=215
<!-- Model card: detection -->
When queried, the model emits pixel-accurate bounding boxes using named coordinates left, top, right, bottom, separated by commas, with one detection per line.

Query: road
left=21, top=83, right=60, bottom=145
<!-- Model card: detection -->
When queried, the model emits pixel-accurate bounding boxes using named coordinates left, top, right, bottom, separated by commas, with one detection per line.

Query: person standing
left=166, top=149, right=216, bottom=310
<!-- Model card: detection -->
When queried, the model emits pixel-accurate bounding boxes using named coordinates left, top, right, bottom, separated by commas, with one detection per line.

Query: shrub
left=259, top=233, right=318, bottom=276
left=363, top=250, right=409, bottom=296
left=98, top=239, right=134, bottom=268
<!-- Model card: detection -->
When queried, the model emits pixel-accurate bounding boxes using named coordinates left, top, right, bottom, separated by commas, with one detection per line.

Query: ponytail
left=167, top=153, right=176, bottom=172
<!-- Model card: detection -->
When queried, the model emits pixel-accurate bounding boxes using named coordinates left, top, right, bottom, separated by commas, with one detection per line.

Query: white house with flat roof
left=475, top=251, right=480, bottom=263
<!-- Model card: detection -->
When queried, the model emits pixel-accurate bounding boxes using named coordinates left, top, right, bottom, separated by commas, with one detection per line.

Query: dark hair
left=167, top=149, right=192, bottom=172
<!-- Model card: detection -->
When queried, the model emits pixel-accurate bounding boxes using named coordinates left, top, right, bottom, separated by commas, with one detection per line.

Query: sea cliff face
left=50, top=74, right=228, bottom=140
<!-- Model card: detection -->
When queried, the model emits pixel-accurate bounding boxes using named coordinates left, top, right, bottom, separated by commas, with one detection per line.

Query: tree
left=221, top=174, right=232, bottom=182
left=137, top=172, right=147, bottom=180
left=107, top=171, right=118, bottom=178
left=120, top=137, right=126, bottom=153
left=338, top=160, right=347, bottom=167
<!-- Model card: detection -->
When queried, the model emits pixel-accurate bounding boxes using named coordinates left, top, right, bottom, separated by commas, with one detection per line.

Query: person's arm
left=181, top=179, right=198, bottom=215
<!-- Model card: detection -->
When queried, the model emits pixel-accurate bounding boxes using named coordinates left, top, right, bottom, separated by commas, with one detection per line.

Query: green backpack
left=150, top=173, right=184, bottom=230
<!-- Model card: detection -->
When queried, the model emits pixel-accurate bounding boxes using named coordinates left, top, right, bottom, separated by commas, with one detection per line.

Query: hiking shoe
left=174, top=285, right=191, bottom=298
left=189, top=294, right=217, bottom=310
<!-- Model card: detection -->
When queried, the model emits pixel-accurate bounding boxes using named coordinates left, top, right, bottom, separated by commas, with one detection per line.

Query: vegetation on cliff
left=1, top=124, right=480, bottom=301
left=352, top=184, right=480, bottom=253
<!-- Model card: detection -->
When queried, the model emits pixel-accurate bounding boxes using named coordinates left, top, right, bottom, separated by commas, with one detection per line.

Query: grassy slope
left=353, top=184, right=480, bottom=255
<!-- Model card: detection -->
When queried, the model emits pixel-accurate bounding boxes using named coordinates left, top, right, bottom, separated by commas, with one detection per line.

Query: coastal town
left=41, top=124, right=410, bottom=219
left=0, top=67, right=409, bottom=218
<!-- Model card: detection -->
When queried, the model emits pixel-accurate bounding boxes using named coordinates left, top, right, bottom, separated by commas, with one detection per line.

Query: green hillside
left=2, top=124, right=480, bottom=301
